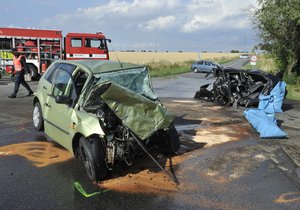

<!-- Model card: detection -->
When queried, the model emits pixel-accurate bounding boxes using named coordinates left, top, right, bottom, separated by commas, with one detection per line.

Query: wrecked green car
left=33, top=60, right=180, bottom=181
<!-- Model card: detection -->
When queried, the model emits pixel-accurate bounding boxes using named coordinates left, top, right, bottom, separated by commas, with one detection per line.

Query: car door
left=197, top=61, right=204, bottom=71
left=38, top=62, right=60, bottom=107
left=204, top=61, right=212, bottom=72
left=43, top=63, right=77, bottom=150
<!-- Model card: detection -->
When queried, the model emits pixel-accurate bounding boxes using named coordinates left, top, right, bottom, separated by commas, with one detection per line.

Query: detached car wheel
left=79, top=137, right=108, bottom=182
left=33, top=102, right=44, bottom=131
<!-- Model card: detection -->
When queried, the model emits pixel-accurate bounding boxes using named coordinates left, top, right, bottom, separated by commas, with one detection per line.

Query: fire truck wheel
left=27, top=64, right=39, bottom=80
left=33, top=102, right=44, bottom=131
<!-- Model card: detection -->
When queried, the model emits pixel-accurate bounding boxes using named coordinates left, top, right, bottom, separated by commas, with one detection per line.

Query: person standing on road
left=8, top=48, right=34, bottom=98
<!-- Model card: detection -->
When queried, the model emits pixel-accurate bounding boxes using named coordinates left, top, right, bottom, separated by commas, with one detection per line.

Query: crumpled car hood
left=84, top=82, right=174, bottom=140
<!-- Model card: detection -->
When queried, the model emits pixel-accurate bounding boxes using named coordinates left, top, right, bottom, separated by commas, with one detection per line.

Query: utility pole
left=243, top=33, right=247, bottom=52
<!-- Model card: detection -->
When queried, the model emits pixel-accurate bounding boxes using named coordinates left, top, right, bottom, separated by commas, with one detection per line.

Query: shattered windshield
left=93, top=67, right=157, bottom=100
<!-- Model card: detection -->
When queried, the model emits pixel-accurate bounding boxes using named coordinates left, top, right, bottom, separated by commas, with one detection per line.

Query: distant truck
left=0, top=27, right=110, bottom=80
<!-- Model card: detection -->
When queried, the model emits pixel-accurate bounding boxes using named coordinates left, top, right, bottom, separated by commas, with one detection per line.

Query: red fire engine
left=0, top=27, right=110, bottom=79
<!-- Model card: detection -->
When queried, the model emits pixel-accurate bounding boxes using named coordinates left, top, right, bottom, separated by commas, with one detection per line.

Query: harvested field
left=109, top=51, right=239, bottom=64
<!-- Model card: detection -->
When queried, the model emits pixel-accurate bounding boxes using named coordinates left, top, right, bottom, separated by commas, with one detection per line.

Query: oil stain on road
left=0, top=141, right=72, bottom=167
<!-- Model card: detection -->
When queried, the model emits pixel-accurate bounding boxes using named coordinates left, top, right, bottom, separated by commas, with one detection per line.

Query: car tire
left=79, top=137, right=108, bottom=182
left=33, top=102, right=44, bottom=131
left=193, top=68, right=198, bottom=73
left=163, top=123, right=180, bottom=155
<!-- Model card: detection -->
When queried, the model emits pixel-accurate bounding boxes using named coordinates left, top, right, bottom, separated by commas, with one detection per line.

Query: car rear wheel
left=193, top=67, right=198, bottom=73
left=79, top=137, right=108, bottom=182
left=33, top=102, right=44, bottom=131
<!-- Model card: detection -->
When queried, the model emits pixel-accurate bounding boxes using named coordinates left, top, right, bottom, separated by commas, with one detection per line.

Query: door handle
left=43, top=86, right=47, bottom=90
left=45, top=103, right=51, bottom=108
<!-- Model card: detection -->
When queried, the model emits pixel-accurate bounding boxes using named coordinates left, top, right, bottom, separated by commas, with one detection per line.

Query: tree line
left=253, top=0, right=300, bottom=76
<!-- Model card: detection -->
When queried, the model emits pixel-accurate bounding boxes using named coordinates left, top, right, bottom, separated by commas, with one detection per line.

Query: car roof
left=195, top=60, right=217, bottom=64
left=196, top=60, right=212, bottom=62
left=54, top=60, right=144, bottom=74
left=195, top=60, right=219, bottom=65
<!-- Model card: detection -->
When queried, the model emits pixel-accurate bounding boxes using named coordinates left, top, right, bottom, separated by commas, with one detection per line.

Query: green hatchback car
left=33, top=60, right=180, bottom=181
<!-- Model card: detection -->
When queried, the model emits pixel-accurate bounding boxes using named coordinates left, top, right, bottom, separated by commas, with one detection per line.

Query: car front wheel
left=33, top=102, right=44, bottom=131
left=79, top=137, right=108, bottom=182
left=193, top=67, right=198, bottom=73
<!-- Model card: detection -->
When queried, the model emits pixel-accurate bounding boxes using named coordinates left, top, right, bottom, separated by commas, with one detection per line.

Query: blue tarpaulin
left=244, top=81, right=287, bottom=139
left=270, top=81, right=287, bottom=113
left=244, top=109, right=287, bottom=138
left=258, top=94, right=276, bottom=123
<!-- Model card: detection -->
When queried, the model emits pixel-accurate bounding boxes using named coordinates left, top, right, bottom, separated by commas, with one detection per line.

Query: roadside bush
left=283, top=73, right=300, bottom=85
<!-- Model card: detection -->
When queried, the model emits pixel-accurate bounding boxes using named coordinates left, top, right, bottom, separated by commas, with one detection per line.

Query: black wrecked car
left=194, top=67, right=284, bottom=108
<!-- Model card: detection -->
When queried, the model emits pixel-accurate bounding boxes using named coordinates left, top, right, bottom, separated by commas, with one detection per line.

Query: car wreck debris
left=194, top=67, right=283, bottom=108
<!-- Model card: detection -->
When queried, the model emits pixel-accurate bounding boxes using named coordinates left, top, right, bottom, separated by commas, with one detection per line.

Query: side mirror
left=106, top=39, right=111, bottom=43
left=55, top=95, right=72, bottom=105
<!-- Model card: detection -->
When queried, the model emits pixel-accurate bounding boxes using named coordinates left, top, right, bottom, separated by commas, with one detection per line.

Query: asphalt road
left=0, top=59, right=299, bottom=210
left=152, top=58, right=249, bottom=98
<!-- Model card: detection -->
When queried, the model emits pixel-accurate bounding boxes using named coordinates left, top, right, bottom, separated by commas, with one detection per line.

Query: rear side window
left=44, top=62, right=60, bottom=83
left=197, top=61, right=204, bottom=65
left=59, top=63, right=76, bottom=74
left=44, top=63, right=75, bottom=83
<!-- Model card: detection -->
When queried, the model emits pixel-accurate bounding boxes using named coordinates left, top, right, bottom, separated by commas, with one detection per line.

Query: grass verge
left=243, top=55, right=277, bottom=73
left=286, top=85, right=300, bottom=101
left=148, top=61, right=192, bottom=77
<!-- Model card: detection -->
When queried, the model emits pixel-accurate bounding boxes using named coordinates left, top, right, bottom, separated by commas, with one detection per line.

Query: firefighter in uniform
left=8, top=48, right=34, bottom=98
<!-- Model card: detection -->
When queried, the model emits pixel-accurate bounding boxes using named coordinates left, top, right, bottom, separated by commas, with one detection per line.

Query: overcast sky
left=0, top=0, right=259, bottom=52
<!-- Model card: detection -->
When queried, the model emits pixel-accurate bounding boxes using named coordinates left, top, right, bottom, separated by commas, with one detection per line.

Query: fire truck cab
left=0, top=28, right=110, bottom=80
